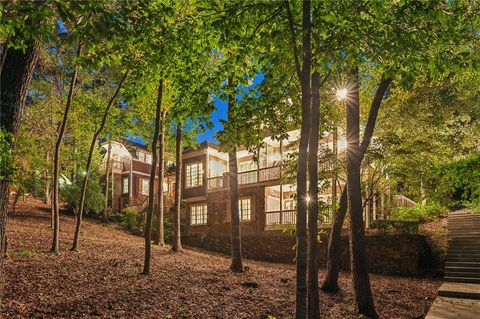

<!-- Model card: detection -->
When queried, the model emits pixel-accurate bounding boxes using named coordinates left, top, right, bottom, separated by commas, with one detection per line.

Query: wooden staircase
left=439, top=210, right=480, bottom=299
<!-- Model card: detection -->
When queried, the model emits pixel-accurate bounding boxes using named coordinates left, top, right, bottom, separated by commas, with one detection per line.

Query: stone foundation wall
left=183, top=231, right=442, bottom=276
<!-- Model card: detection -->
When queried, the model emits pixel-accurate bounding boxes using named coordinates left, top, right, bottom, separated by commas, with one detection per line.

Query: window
left=145, top=153, right=152, bottom=164
left=239, top=198, right=251, bottom=221
left=138, top=152, right=146, bottom=162
left=122, top=177, right=129, bottom=194
left=186, top=162, right=203, bottom=188
left=141, top=178, right=149, bottom=195
left=191, top=204, right=207, bottom=225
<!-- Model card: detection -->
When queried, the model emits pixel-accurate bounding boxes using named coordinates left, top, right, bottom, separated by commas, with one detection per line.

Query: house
left=100, top=139, right=175, bottom=214
left=181, top=129, right=346, bottom=237
left=104, top=130, right=414, bottom=233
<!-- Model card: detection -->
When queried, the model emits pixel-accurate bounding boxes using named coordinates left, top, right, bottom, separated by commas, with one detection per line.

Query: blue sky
left=197, top=73, right=264, bottom=143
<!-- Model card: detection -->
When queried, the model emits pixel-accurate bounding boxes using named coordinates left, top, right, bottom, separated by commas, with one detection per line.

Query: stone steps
left=445, top=261, right=480, bottom=268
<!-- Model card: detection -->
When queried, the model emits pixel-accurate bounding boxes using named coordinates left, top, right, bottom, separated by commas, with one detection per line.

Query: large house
left=103, top=130, right=413, bottom=235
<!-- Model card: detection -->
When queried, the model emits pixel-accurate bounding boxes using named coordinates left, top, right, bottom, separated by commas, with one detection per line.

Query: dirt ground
left=1, top=199, right=441, bottom=318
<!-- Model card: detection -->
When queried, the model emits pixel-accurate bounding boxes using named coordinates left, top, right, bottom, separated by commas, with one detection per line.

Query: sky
left=197, top=73, right=264, bottom=144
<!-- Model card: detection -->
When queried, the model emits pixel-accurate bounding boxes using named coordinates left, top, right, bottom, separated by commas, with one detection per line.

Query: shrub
left=119, top=208, right=138, bottom=231
left=371, top=220, right=420, bottom=234
left=61, top=176, right=105, bottom=216
left=392, top=203, right=447, bottom=223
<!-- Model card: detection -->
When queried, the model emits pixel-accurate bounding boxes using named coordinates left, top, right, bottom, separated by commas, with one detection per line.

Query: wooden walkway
left=426, top=210, right=480, bottom=318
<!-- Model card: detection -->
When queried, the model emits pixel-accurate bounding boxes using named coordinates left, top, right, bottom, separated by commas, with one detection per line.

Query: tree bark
left=103, top=140, right=112, bottom=223
left=172, top=123, right=183, bottom=252
left=295, top=1, right=311, bottom=318
left=51, top=43, right=82, bottom=254
left=346, top=68, right=378, bottom=318
left=0, top=41, right=39, bottom=267
left=227, top=81, right=244, bottom=273
left=44, top=152, right=50, bottom=204
left=154, top=110, right=166, bottom=246
left=143, top=79, right=163, bottom=275
left=307, top=71, right=320, bottom=319
left=322, top=75, right=391, bottom=293
left=71, top=71, right=127, bottom=251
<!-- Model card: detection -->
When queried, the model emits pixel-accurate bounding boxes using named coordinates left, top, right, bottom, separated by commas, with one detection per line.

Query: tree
left=154, top=109, right=166, bottom=246
left=172, top=122, right=183, bottom=252
left=226, top=79, right=244, bottom=273
left=71, top=71, right=128, bottom=251
left=0, top=41, right=39, bottom=265
left=51, top=43, right=82, bottom=254
left=143, top=79, right=164, bottom=274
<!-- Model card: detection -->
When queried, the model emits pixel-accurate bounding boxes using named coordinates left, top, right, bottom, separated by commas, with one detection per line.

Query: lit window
left=141, top=178, right=149, bottom=195
left=186, top=162, right=203, bottom=188
left=239, top=198, right=251, bottom=221
left=191, top=204, right=207, bottom=225
left=122, top=177, right=129, bottom=194
left=138, top=152, right=146, bottom=162
left=145, top=153, right=152, bottom=164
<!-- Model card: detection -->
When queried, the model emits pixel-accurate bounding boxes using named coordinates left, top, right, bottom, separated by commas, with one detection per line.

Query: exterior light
left=336, top=88, right=348, bottom=101
left=305, top=195, right=311, bottom=203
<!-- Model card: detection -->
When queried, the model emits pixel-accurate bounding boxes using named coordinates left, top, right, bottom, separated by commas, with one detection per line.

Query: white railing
left=393, top=195, right=416, bottom=208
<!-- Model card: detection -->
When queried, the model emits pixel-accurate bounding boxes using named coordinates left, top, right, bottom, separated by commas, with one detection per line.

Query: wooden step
left=438, top=282, right=480, bottom=299
left=445, top=276, right=480, bottom=284
left=445, top=261, right=480, bottom=268
left=444, top=271, right=480, bottom=278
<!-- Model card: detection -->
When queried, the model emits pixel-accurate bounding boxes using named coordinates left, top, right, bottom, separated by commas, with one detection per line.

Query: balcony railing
left=207, top=176, right=225, bottom=189
left=238, top=166, right=280, bottom=185
left=265, top=210, right=296, bottom=227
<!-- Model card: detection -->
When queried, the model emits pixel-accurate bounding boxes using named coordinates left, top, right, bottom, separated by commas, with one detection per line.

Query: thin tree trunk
left=71, top=71, right=127, bottom=251
left=0, top=42, right=39, bottom=265
left=172, top=123, right=183, bottom=252
left=307, top=71, right=320, bottom=319
left=51, top=43, right=82, bottom=254
left=103, top=140, right=112, bottom=223
left=227, top=80, right=244, bottom=273
left=44, top=152, right=50, bottom=204
left=295, top=2, right=311, bottom=317
left=154, top=110, right=166, bottom=246
left=322, top=76, right=391, bottom=293
left=346, top=68, right=378, bottom=318
left=143, top=79, right=163, bottom=275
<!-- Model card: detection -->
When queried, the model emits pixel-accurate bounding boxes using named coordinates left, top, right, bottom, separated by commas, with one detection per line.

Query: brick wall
left=183, top=231, right=442, bottom=276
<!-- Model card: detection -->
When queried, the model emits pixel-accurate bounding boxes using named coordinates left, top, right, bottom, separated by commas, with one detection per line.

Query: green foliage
left=118, top=208, right=138, bottom=231
left=60, top=160, right=105, bottom=216
left=392, top=204, right=447, bottom=223
left=426, top=154, right=480, bottom=209
left=0, top=129, right=15, bottom=181
left=371, top=220, right=420, bottom=234
left=12, top=248, right=35, bottom=258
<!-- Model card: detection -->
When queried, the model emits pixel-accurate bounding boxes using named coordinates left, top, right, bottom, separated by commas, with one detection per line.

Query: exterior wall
left=185, top=185, right=266, bottom=236
left=183, top=232, right=442, bottom=276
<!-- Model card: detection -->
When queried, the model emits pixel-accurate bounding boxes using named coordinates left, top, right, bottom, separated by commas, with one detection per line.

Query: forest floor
left=1, top=199, right=442, bottom=319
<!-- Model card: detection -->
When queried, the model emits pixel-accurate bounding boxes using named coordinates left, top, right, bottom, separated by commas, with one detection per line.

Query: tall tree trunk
left=154, top=110, right=166, bottom=246
left=346, top=68, right=378, bottom=318
left=51, top=43, right=82, bottom=254
left=227, top=81, right=244, bottom=273
left=143, top=79, right=163, bottom=275
left=295, top=1, right=311, bottom=318
left=322, top=76, right=391, bottom=293
left=71, top=71, right=127, bottom=251
left=103, top=140, right=112, bottom=223
left=307, top=71, right=320, bottom=319
left=44, top=152, right=50, bottom=204
left=0, top=42, right=39, bottom=265
left=172, top=123, right=183, bottom=252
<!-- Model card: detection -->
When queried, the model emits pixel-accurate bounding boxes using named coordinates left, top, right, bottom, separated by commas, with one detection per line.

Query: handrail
left=393, top=194, right=416, bottom=208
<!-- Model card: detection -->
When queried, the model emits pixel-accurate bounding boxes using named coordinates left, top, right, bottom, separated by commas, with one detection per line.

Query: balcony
left=207, top=176, right=225, bottom=189
left=238, top=166, right=281, bottom=185
left=265, top=210, right=296, bottom=227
